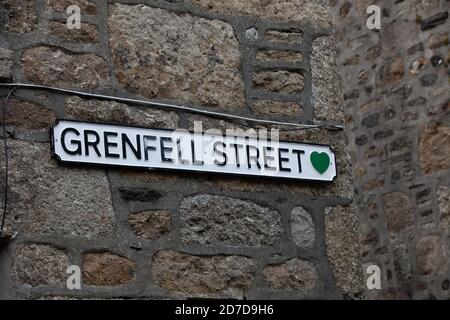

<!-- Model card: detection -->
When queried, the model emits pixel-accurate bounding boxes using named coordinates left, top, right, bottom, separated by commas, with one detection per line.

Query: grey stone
left=13, top=244, right=69, bottom=287
left=0, top=47, right=13, bottom=80
left=7, top=140, right=115, bottom=239
left=245, top=28, right=259, bottom=41
left=1, top=0, right=37, bottom=33
left=152, top=250, right=255, bottom=299
left=290, top=207, right=315, bottom=248
left=393, top=244, right=413, bottom=286
left=65, top=96, right=179, bottom=129
left=374, top=129, right=394, bottom=140
left=383, top=192, right=414, bottom=237
left=355, top=135, right=369, bottom=146
left=420, top=73, right=438, bottom=86
left=325, top=205, right=364, bottom=296
left=108, top=4, right=245, bottom=110
left=6, top=99, right=55, bottom=129
left=344, top=90, right=360, bottom=100
left=361, top=113, right=380, bottom=128
left=360, top=225, right=379, bottom=246
left=312, top=36, right=345, bottom=122
left=437, top=185, right=450, bottom=229
left=190, top=0, right=333, bottom=29
left=21, top=46, right=110, bottom=89
left=180, top=194, right=283, bottom=247
left=416, top=236, right=447, bottom=276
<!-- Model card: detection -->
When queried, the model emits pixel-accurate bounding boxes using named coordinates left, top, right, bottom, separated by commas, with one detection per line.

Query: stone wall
left=331, top=0, right=449, bottom=299
left=0, top=0, right=362, bottom=299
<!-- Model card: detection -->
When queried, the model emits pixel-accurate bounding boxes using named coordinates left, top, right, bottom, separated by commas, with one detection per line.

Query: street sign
left=51, top=120, right=337, bottom=182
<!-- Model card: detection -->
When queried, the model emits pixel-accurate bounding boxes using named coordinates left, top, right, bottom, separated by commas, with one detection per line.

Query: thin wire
left=0, top=83, right=344, bottom=131
left=0, top=87, right=16, bottom=235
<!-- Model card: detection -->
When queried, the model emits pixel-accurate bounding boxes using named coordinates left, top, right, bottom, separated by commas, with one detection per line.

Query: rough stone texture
left=190, top=0, right=333, bottom=29
left=332, top=0, right=450, bottom=298
left=419, top=123, right=450, bottom=174
left=0, top=0, right=357, bottom=300
left=49, top=22, right=99, bottom=43
left=366, top=288, right=412, bottom=300
left=255, top=50, right=303, bottom=63
left=83, top=253, right=136, bottom=286
left=108, top=4, right=245, bottom=110
left=253, top=70, right=304, bottom=95
left=251, top=100, right=302, bottom=117
left=7, top=140, right=115, bottom=239
left=180, top=195, right=283, bottom=247
left=428, top=31, right=449, bottom=49
left=21, top=46, right=110, bottom=89
left=0, top=47, right=13, bottom=80
left=311, top=36, right=344, bottom=122
left=48, top=0, right=97, bottom=15
left=265, top=30, right=304, bottom=43
left=0, top=0, right=37, bottom=33
left=118, top=170, right=178, bottom=184
left=290, top=207, right=315, bottom=248
left=383, top=192, right=414, bottom=237
left=6, top=99, right=56, bottom=129
left=65, top=96, right=179, bottom=129
left=245, top=28, right=259, bottom=41
left=416, top=236, right=448, bottom=276
left=325, top=205, right=363, bottom=296
left=393, top=244, right=413, bottom=287
left=13, top=244, right=69, bottom=287
left=377, top=56, right=404, bottom=85
left=152, top=251, right=256, bottom=299
left=128, top=210, right=171, bottom=240
left=263, top=258, right=317, bottom=290
left=437, top=185, right=450, bottom=229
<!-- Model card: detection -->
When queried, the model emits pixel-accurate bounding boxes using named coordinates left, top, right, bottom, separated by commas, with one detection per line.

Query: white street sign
left=51, top=120, right=337, bottom=182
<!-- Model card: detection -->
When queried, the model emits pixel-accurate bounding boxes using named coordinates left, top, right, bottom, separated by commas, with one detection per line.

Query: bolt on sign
left=51, top=120, right=337, bottom=182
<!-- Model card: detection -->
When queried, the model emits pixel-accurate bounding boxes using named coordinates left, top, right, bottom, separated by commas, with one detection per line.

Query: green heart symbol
left=310, top=152, right=330, bottom=174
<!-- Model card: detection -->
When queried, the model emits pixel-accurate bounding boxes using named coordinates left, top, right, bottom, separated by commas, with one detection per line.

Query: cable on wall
left=0, top=82, right=345, bottom=236
left=0, top=83, right=344, bottom=131
left=0, top=87, right=16, bottom=236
